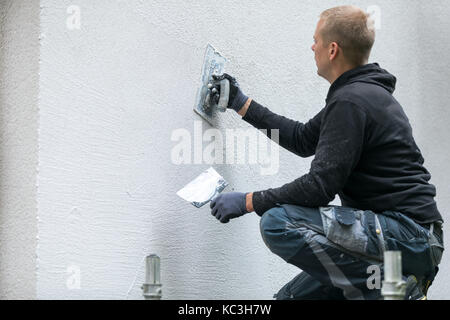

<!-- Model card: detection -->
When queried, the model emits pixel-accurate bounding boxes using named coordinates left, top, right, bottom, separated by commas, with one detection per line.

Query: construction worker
left=209, top=5, right=444, bottom=300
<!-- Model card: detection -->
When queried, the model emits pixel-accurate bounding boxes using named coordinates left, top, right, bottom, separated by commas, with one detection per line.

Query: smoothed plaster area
left=34, top=0, right=450, bottom=299
left=0, top=0, right=39, bottom=299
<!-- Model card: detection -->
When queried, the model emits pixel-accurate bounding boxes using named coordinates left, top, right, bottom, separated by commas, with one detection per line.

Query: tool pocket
left=319, top=206, right=369, bottom=256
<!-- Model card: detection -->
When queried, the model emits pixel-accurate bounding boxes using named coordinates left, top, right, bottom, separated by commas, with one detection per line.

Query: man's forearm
left=246, top=192, right=254, bottom=212
left=237, top=98, right=252, bottom=117
left=235, top=98, right=254, bottom=214
left=239, top=99, right=322, bottom=158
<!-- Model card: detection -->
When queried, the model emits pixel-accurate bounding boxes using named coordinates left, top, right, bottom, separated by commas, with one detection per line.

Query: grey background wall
left=410, top=3, right=450, bottom=299
left=1, top=0, right=449, bottom=299
left=0, top=0, right=39, bottom=299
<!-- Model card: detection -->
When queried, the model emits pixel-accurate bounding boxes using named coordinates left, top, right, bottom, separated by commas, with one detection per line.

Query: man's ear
left=329, top=42, right=339, bottom=61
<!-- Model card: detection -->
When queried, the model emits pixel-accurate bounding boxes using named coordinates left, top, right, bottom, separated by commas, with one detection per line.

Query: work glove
left=210, top=192, right=249, bottom=224
left=211, top=73, right=249, bottom=113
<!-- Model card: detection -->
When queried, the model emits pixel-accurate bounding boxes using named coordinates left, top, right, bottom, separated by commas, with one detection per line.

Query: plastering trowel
left=176, top=167, right=228, bottom=208
left=194, top=44, right=230, bottom=125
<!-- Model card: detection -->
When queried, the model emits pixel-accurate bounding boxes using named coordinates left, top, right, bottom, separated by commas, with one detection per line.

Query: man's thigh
left=260, top=205, right=383, bottom=299
left=260, top=204, right=383, bottom=263
left=260, top=204, right=437, bottom=299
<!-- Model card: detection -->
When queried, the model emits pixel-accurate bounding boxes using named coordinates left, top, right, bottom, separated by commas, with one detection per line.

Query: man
left=209, top=5, right=444, bottom=300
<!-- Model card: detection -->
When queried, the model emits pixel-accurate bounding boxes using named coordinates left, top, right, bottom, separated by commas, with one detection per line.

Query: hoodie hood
left=326, top=63, right=397, bottom=103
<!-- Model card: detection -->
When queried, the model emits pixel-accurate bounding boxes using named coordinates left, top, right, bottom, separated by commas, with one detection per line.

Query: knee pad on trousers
left=259, top=206, right=323, bottom=263
left=259, top=207, right=299, bottom=261
left=260, top=207, right=287, bottom=242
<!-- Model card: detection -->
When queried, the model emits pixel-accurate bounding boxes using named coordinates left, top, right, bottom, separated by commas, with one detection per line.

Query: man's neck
left=328, top=66, right=354, bottom=84
left=327, top=61, right=368, bottom=84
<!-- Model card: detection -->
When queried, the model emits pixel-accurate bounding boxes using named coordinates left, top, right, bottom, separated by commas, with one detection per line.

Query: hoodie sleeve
left=242, top=100, right=323, bottom=158
left=251, top=100, right=367, bottom=216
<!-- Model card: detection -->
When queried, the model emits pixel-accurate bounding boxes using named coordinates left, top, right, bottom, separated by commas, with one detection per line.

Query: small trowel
left=176, top=167, right=228, bottom=208
left=194, top=44, right=230, bottom=125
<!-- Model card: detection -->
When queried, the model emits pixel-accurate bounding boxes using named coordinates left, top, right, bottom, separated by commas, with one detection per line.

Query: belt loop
left=430, top=223, right=434, bottom=235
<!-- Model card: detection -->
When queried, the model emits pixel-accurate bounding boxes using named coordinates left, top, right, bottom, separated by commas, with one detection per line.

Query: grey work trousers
left=259, top=204, right=444, bottom=300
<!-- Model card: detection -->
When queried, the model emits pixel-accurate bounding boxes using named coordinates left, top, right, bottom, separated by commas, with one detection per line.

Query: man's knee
left=259, top=207, right=287, bottom=248
left=259, top=205, right=316, bottom=241
left=260, top=205, right=323, bottom=263
left=260, top=207, right=288, bottom=241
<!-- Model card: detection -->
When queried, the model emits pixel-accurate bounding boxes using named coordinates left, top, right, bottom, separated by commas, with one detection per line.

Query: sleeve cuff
left=252, top=190, right=278, bottom=217
left=242, top=100, right=261, bottom=123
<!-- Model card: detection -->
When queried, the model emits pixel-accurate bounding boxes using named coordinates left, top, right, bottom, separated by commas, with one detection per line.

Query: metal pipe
left=141, top=254, right=162, bottom=300
left=381, top=251, right=406, bottom=300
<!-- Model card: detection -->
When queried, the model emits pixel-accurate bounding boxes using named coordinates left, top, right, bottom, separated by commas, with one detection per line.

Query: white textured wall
left=0, top=0, right=39, bottom=299
left=1, top=0, right=448, bottom=299
left=411, top=3, right=450, bottom=299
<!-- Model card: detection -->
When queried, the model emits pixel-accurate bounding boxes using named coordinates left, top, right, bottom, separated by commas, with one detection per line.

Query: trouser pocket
left=380, top=211, right=435, bottom=278
left=319, top=206, right=381, bottom=260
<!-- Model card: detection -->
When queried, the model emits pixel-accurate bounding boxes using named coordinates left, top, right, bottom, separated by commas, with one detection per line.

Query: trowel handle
left=217, top=79, right=230, bottom=112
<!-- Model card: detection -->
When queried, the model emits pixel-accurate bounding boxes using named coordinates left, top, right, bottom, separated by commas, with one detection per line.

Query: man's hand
left=211, top=73, right=249, bottom=113
left=210, top=192, right=249, bottom=223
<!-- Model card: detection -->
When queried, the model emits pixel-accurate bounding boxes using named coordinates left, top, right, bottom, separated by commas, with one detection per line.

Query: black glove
left=211, top=73, right=249, bottom=112
left=210, top=192, right=249, bottom=223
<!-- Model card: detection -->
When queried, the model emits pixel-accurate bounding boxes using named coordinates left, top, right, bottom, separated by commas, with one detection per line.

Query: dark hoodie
left=244, top=63, right=442, bottom=225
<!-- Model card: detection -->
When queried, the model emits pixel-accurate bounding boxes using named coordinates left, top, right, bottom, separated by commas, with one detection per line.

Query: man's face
left=311, top=19, right=331, bottom=79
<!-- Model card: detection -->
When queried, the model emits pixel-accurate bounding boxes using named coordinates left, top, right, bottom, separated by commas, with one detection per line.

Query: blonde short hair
left=320, top=5, right=375, bottom=66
